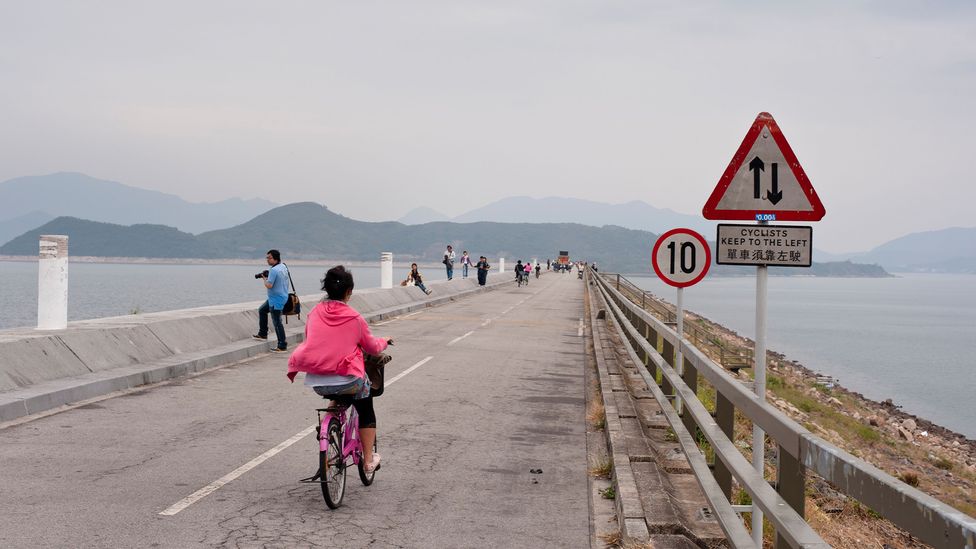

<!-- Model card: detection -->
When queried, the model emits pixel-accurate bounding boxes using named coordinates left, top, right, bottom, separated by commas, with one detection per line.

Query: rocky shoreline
left=682, top=307, right=976, bottom=521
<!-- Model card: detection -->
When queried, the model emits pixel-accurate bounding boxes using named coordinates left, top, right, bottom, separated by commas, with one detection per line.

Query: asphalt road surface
left=0, top=272, right=588, bottom=548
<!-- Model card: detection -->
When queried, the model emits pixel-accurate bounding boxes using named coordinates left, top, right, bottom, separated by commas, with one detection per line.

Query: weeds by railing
left=591, top=271, right=976, bottom=549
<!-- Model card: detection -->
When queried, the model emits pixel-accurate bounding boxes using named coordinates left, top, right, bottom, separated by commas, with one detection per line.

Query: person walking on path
left=443, top=245, right=456, bottom=280
left=460, top=250, right=474, bottom=279
left=475, top=256, right=490, bottom=286
left=535, top=263, right=541, bottom=278
left=253, top=249, right=290, bottom=352
left=407, top=263, right=432, bottom=295
left=286, top=265, right=392, bottom=473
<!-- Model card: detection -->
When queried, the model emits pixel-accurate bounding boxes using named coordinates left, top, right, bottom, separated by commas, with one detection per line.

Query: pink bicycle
left=301, top=396, right=378, bottom=509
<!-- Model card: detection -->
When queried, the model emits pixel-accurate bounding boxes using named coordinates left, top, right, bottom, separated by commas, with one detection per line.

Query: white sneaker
left=365, top=453, right=382, bottom=473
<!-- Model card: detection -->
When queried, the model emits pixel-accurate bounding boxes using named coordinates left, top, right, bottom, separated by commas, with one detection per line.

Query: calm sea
left=0, top=260, right=446, bottom=331
left=627, top=273, right=976, bottom=439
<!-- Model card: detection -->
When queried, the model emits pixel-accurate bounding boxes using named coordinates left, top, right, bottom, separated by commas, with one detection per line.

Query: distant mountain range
left=0, top=173, right=277, bottom=243
left=1, top=202, right=888, bottom=277
left=399, top=196, right=717, bottom=237
left=1, top=173, right=971, bottom=274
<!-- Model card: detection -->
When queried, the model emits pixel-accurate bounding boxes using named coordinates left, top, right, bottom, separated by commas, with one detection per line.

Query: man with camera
left=253, top=249, right=290, bottom=352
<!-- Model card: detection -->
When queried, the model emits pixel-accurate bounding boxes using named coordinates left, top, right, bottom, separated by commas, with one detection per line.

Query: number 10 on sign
left=652, top=228, right=711, bottom=288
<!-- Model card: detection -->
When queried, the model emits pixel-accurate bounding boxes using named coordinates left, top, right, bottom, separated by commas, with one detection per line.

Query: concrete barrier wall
left=0, top=276, right=504, bottom=393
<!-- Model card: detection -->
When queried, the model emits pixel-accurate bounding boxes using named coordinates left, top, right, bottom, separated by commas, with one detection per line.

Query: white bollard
left=37, top=235, right=69, bottom=330
left=499, top=258, right=505, bottom=273
left=380, top=252, right=393, bottom=289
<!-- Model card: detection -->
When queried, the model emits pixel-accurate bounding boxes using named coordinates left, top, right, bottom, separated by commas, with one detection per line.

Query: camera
left=254, top=270, right=269, bottom=279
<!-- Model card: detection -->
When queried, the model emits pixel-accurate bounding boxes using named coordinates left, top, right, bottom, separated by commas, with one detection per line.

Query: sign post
left=702, top=112, right=825, bottom=545
left=651, top=228, right=711, bottom=416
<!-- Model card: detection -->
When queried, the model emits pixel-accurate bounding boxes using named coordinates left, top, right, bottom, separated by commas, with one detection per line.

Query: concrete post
left=37, top=235, right=68, bottom=330
left=499, top=258, right=505, bottom=273
left=380, top=252, right=393, bottom=289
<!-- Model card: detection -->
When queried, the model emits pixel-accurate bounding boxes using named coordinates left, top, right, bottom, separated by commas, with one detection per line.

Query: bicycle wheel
left=357, top=435, right=378, bottom=486
left=320, top=419, right=346, bottom=509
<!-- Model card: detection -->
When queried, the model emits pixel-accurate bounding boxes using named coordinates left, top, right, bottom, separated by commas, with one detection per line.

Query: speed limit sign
left=652, top=228, right=711, bottom=288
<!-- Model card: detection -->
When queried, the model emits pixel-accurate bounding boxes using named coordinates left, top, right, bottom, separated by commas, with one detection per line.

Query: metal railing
left=591, top=271, right=976, bottom=549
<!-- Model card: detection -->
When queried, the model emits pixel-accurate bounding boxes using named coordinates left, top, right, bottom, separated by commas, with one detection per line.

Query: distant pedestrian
left=546, top=258, right=551, bottom=271
left=535, top=263, right=541, bottom=278
left=406, top=263, right=432, bottom=295
left=460, top=250, right=473, bottom=279
left=443, top=245, right=456, bottom=280
left=476, top=256, right=490, bottom=286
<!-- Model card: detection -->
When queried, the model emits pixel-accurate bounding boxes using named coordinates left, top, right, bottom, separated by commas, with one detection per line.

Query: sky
left=1, top=1, right=974, bottom=253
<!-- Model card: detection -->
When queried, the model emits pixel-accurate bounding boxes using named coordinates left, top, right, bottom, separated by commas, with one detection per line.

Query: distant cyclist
left=514, top=260, right=525, bottom=285
left=287, top=265, right=392, bottom=473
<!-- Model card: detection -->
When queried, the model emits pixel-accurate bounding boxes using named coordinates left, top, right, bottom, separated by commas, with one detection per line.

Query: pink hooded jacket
left=286, top=300, right=388, bottom=382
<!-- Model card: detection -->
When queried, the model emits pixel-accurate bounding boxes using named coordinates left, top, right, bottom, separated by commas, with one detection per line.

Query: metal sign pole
left=751, top=243, right=769, bottom=545
left=675, top=286, right=684, bottom=414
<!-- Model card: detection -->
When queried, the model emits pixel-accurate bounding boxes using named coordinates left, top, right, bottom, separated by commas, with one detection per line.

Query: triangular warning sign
left=703, top=112, right=825, bottom=221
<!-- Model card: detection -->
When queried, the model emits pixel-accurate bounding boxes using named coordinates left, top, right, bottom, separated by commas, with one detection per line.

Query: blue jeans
left=258, top=300, right=286, bottom=350
left=462, top=263, right=469, bottom=278
left=446, top=264, right=453, bottom=280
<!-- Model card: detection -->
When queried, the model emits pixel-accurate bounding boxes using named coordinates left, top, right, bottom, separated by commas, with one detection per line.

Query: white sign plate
left=716, top=224, right=813, bottom=267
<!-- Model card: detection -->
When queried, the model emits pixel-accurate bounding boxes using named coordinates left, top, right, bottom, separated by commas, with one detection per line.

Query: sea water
left=627, top=273, right=976, bottom=438
left=1, top=260, right=973, bottom=437
left=0, top=260, right=446, bottom=331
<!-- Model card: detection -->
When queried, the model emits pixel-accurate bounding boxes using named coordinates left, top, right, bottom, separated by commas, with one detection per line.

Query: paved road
left=0, top=272, right=588, bottom=548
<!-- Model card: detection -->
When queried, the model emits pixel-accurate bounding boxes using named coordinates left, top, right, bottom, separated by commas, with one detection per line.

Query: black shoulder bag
left=281, top=264, right=301, bottom=322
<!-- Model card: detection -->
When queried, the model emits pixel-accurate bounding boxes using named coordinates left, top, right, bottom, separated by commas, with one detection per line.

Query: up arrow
left=748, top=156, right=764, bottom=199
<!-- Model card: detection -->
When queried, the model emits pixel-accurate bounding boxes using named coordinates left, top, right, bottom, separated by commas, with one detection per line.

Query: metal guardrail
left=591, top=271, right=976, bottom=549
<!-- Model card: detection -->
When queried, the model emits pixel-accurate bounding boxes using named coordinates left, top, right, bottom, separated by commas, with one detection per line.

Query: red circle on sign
left=651, top=228, right=711, bottom=288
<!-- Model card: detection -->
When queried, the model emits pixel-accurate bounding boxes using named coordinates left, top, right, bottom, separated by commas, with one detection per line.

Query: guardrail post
left=661, top=338, right=675, bottom=395
left=776, top=445, right=806, bottom=549
left=641, top=291, right=646, bottom=310
left=713, top=393, right=735, bottom=499
left=616, top=273, right=620, bottom=290
left=681, top=356, right=698, bottom=438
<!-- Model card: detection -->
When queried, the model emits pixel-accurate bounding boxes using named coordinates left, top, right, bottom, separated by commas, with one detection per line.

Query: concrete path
left=0, top=272, right=588, bottom=548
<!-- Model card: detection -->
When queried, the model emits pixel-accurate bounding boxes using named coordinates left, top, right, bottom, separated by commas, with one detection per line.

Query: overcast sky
left=1, top=1, right=973, bottom=253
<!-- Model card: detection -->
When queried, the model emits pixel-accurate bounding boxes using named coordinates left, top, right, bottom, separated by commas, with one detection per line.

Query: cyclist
left=514, top=260, right=525, bottom=285
left=523, top=261, right=532, bottom=284
left=287, top=265, right=392, bottom=473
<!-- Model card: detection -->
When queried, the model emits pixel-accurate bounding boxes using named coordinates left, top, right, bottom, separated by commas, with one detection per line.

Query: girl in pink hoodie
left=288, top=265, right=391, bottom=472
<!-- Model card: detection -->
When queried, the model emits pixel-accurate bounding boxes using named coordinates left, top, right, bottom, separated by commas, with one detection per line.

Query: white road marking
left=371, top=310, right=423, bottom=326
left=446, top=331, right=475, bottom=347
left=159, top=355, right=436, bottom=516
left=385, top=355, right=433, bottom=385
left=578, top=317, right=584, bottom=337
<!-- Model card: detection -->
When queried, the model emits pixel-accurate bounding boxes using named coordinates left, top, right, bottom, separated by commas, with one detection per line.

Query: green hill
left=0, top=202, right=891, bottom=276
left=0, top=217, right=208, bottom=258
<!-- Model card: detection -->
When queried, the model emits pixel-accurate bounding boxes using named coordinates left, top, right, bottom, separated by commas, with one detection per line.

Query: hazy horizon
left=2, top=2, right=974, bottom=253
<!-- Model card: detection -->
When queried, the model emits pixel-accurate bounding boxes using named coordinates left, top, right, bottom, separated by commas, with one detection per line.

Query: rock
left=868, top=416, right=881, bottom=427
left=852, top=412, right=862, bottom=421
left=829, top=397, right=844, bottom=407
left=882, top=398, right=894, bottom=407
left=902, top=419, right=918, bottom=432
left=952, top=441, right=960, bottom=447
left=897, top=427, right=915, bottom=443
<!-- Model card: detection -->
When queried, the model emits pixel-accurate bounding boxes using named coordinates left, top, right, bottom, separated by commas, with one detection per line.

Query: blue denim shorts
left=312, top=376, right=370, bottom=399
